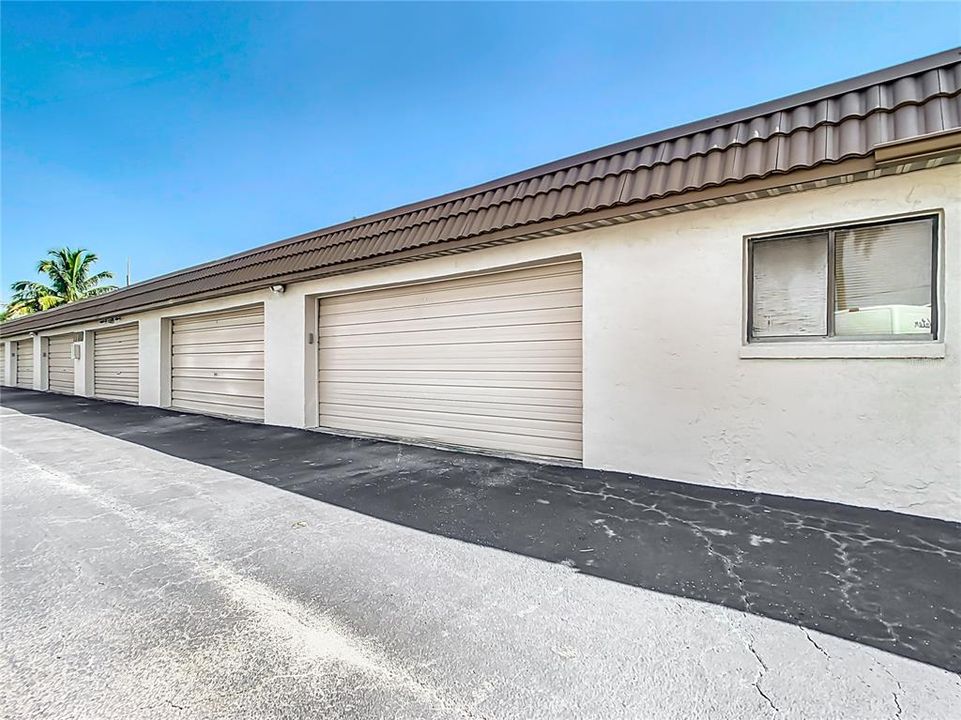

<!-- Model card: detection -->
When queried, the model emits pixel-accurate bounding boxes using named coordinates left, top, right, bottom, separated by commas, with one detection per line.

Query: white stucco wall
left=138, top=318, right=162, bottom=407
left=2, top=342, right=11, bottom=385
left=264, top=291, right=312, bottom=428
left=33, top=335, right=45, bottom=391
left=9, top=164, right=959, bottom=520
left=2, top=342, right=10, bottom=386
left=574, top=166, right=959, bottom=521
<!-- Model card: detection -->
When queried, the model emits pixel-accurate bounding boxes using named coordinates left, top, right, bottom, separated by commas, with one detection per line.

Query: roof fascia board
left=874, top=127, right=961, bottom=164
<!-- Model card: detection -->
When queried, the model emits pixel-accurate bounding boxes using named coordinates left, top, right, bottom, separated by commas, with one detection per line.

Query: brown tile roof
left=3, top=48, right=960, bottom=335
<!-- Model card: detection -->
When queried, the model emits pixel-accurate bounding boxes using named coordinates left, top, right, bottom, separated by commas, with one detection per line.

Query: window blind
left=752, top=234, right=828, bottom=338
left=834, top=219, right=933, bottom=311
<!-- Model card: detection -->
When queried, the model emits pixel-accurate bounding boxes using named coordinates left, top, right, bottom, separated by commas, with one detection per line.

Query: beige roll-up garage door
left=0, top=343, right=5, bottom=386
left=16, top=339, right=33, bottom=389
left=93, top=324, right=139, bottom=402
left=48, top=334, right=75, bottom=394
left=317, top=260, right=583, bottom=460
left=170, top=305, right=265, bottom=420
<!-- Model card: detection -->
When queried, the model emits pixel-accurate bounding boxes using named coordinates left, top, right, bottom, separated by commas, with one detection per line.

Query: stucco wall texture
left=4, top=164, right=959, bottom=520
left=576, top=166, right=959, bottom=521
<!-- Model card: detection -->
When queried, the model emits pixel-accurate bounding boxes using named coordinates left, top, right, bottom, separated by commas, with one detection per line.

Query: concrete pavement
left=1, top=390, right=959, bottom=718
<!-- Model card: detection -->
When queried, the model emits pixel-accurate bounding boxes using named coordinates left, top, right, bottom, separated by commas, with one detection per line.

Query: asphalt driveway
left=1, top=388, right=959, bottom=719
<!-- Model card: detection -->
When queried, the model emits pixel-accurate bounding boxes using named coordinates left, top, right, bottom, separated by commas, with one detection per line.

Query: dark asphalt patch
left=3, top=387, right=958, bottom=673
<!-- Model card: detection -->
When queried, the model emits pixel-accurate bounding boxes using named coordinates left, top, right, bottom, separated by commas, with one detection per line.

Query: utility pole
left=126, top=258, right=131, bottom=287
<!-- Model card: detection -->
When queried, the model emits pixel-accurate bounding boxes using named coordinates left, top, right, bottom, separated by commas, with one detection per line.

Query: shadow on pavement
left=2, top=388, right=958, bottom=674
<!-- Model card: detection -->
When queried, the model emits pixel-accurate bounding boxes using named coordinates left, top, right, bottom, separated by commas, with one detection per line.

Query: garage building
left=2, top=50, right=960, bottom=522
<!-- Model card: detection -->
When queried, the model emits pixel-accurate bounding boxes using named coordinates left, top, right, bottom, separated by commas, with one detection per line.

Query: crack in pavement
left=801, top=627, right=830, bottom=659
left=877, top=659, right=907, bottom=720
left=745, top=640, right=777, bottom=715
left=522, top=472, right=959, bottom=672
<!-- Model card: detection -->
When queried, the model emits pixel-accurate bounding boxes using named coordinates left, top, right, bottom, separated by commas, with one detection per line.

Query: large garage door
left=317, top=260, right=583, bottom=460
left=170, top=305, right=265, bottom=420
left=93, top=324, right=139, bottom=402
left=0, top=344, right=5, bottom=386
left=48, top=333, right=75, bottom=394
left=16, top=339, right=33, bottom=389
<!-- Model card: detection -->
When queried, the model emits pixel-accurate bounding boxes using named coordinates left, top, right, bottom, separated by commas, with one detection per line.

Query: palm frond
left=85, top=270, right=115, bottom=286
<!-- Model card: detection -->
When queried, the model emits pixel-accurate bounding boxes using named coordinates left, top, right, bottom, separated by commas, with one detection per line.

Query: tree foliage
left=6, top=248, right=117, bottom=318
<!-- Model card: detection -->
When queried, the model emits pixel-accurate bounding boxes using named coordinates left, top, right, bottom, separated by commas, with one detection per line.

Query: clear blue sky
left=2, top=2, right=959, bottom=300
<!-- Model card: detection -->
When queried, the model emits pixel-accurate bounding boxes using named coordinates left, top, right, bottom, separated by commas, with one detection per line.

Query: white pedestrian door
left=93, top=324, right=139, bottom=402
left=48, top=334, right=75, bottom=394
left=16, top=339, right=33, bottom=389
left=317, top=260, right=583, bottom=460
left=170, top=305, right=265, bottom=420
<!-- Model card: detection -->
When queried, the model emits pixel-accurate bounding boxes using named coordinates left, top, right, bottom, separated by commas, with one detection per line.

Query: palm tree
left=7, top=248, right=117, bottom=316
left=6, top=281, right=59, bottom=316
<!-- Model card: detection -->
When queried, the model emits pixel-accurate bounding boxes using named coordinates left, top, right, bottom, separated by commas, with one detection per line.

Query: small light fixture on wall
left=270, top=284, right=286, bottom=295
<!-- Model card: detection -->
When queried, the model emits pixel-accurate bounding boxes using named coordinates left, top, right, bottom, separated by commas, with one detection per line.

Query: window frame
left=745, top=212, right=941, bottom=345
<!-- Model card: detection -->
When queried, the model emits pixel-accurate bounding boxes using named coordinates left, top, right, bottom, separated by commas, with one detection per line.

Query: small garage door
left=16, top=339, right=33, bottom=389
left=317, top=260, right=583, bottom=460
left=94, top=324, right=139, bottom=402
left=48, top=334, right=75, bottom=394
left=170, top=305, right=265, bottom=420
